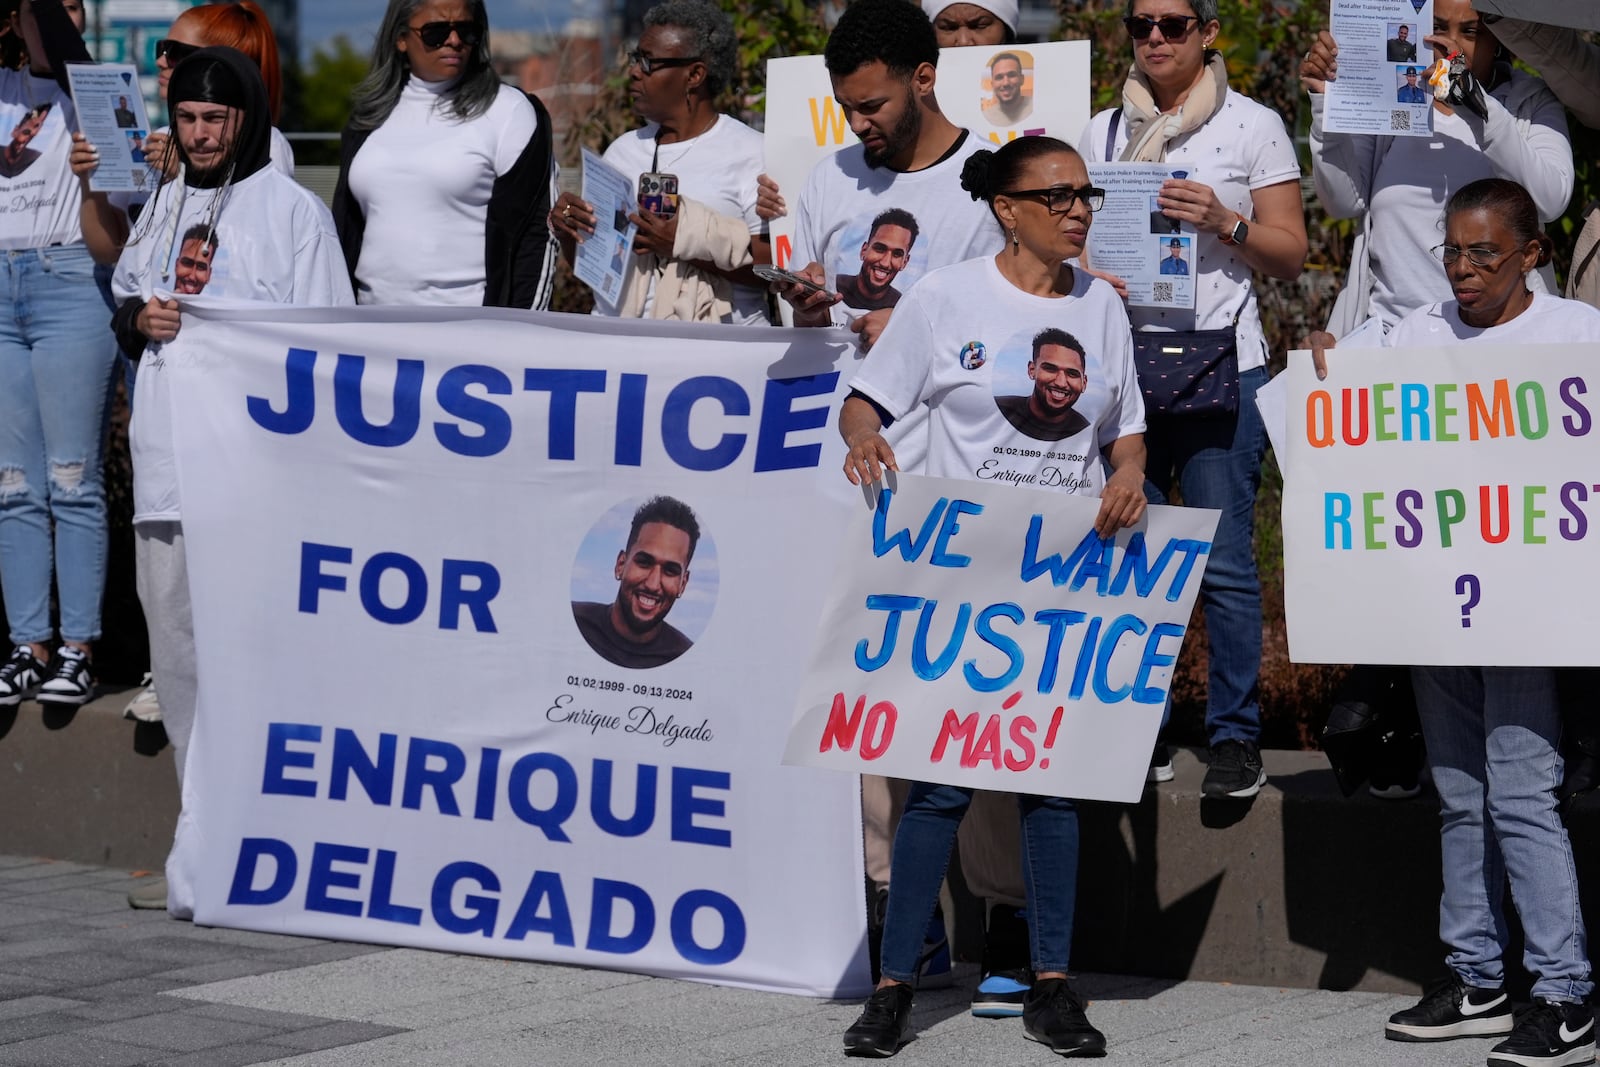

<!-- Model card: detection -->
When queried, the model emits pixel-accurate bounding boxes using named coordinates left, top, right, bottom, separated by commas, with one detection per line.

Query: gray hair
left=348, top=0, right=501, bottom=131
left=1125, top=0, right=1218, bottom=24
left=643, top=0, right=737, bottom=98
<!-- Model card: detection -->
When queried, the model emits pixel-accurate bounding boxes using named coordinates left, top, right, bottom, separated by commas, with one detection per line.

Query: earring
left=1010, top=227, right=1019, bottom=250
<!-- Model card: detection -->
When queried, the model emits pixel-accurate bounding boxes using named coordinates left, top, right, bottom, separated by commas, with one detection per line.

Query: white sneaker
left=123, top=675, right=162, bottom=722
left=36, top=646, right=93, bottom=709
left=0, top=646, right=45, bottom=708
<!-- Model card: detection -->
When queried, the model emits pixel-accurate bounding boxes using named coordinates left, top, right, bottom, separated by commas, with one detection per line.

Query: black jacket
left=331, top=89, right=556, bottom=310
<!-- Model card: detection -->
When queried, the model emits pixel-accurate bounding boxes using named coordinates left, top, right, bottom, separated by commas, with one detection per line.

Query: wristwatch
left=1219, top=216, right=1248, bottom=246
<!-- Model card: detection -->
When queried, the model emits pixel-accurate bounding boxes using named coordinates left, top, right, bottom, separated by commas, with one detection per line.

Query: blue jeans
left=879, top=781, right=1078, bottom=981
left=1145, top=365, right=1267, bottom=744
left=0, top=245, right=117, bottom=645
left=1412, top=666, right=1592, bottom=1003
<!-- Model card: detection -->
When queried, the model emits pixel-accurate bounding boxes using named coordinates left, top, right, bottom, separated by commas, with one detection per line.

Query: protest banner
left=1281, top=346, right=1600, bottom=665
left=764, top=41, right=1092, bottom=274
left=162, top=303, right=871, bottom=997
left=783, top=475, right=1219, bottom=803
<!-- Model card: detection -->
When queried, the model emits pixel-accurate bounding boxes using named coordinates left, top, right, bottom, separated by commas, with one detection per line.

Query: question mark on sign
left=1454, top=574, right=1481, bottom=628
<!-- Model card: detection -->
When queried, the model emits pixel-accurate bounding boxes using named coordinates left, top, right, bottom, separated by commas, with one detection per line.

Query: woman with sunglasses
left=1302, top=0, right=1571, bottom=342
left=0, top=0, right=118, bottom=713
left=332, top=0, right=556, bottom=309
left=1309, top=177, right=1596, bottom=1067
left=1079, top=0, right=1307, bottom=799
left=550, top=0, right=769, bottom=324
left=837, top=135, right=1145, bottom=1059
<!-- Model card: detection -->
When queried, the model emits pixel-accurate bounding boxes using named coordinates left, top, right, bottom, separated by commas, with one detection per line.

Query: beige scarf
left=1118, top=51, right=1231, bottom=162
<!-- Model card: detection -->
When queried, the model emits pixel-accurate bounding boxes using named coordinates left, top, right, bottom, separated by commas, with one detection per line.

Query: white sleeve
left=847, top=288, right=937, bottom=422
left=1100, top=302, right=1145, bottom=449
left=1308, top=93, right=1385, bottom=220
left=1475, top=81, right=1573, bottom=223
left=293, top=200, right=357, bottom=306
left=491, top=90, right=539, bottom=176
left=1246, top=109, right=1301, bottom=190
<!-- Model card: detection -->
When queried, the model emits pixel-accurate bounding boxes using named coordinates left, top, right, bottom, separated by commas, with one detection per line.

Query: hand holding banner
left=784, top=475, right=1219, bottom=803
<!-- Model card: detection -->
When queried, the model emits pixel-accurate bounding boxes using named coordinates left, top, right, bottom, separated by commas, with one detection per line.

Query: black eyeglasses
left=155, top=38, right=200, bottom=65
left=1431, top=243, right=1518, bottom=268
left=626, top=50, right=702, bottom=76
left=1004, top=185, right=1106, bottom=213
left=1123, top=14, right=1201, bottom=40
left=408, top=20, right=480, bottom=48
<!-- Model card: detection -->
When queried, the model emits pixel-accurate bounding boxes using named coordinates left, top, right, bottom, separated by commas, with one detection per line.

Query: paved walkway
left=0, top=853, right=1561, bottom=1066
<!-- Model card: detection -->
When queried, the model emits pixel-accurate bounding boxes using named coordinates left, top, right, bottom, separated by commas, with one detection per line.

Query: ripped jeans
left=0, top=244, right=117, bottom=645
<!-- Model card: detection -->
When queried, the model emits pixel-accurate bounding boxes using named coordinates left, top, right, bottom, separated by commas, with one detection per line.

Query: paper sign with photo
left=1085, top=163, right=1198, bottom=310
left=64, top=62, right=155, bottom=193
left=576, top=147, right=640, bottom=306
left=1324, top=0, right=1435, bottom=138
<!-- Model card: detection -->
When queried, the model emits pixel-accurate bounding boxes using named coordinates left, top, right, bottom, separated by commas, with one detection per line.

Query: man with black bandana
left=110, top=46, right=353, bottom=916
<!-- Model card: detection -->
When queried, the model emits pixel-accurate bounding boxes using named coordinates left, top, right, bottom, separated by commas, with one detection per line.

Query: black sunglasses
left=1004, top=185, right=1106, bottom=214
left=627, top=50, right=702, bottom=76
left=155, top=38, right=200, bottom=65
left=1122, top=14, right=1201, bottom=40
left=408, top=20, right=480, bottom=48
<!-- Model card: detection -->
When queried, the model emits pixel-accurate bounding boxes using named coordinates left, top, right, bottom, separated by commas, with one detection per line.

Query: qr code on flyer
left=1152, top=282, right=1174, bottom=303
left=1390, top=110, right=1411, bottom=131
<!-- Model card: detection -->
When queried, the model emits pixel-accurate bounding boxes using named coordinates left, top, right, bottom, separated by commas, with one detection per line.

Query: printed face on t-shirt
left=857, top=223, right=914, bottom=299
left=1026, top=343, right=1086, bottom=418
left=173, top=237, right=215, bottom=294
left=989, top=327, right=1098, bottom=445
left=835, top=208, right=926, bottom=306
left=9, top=105, right=49, bottom=153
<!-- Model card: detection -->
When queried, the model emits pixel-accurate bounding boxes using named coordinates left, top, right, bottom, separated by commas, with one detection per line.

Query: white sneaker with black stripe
left=0, top=646, right=45, bottom=708
left=36, top=647, right=93, bottom=709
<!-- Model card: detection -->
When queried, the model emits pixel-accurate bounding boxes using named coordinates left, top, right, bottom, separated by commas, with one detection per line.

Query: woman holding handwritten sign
left=1311, top=179, right=1597, bottom=1065
left=835, top=135, right=1144, bottom=1058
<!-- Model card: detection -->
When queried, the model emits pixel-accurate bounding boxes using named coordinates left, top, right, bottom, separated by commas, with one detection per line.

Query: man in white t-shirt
left=777, top=0, right=1000, bottom=349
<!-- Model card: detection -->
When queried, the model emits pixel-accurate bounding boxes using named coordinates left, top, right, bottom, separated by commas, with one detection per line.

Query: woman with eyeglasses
left=1301, top=0, right=1571, bottom=342
left=836, top=135, right=1144, bottom=1059
left=1078, top=0, right=1307, bottom=800
left=550, top=0, right=770, bottom=324
left=1308, top=177, right=1596, bottom=1065
left=331, top=0, right=557, bottom=309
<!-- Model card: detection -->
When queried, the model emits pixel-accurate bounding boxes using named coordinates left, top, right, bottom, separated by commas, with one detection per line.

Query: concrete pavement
left=0, top=852, right=1563, bottom=1067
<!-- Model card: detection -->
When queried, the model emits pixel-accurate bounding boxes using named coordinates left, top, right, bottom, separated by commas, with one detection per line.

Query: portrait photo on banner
left=570, top=495, right=721, bottom=670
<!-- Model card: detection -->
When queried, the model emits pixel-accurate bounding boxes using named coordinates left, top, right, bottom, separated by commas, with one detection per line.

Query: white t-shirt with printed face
left=1385, top=292, right=1600, bottom=347
left=850, top=256, right=1145, bottom=495
left=1080, top=89, right=1301, bottom=373
left=792, top=132, right=1004, bottom=326
left=598, top=114, right=767, bottom=324
left=0, top=70, right=82, bottom=249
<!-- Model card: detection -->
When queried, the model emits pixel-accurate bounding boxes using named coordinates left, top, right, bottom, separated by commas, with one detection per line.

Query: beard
left=862, top=97, right=922, bottom=169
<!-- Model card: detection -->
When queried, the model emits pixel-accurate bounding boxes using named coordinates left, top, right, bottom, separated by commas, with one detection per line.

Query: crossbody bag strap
left=1105, top=107, right=1122, bottom=163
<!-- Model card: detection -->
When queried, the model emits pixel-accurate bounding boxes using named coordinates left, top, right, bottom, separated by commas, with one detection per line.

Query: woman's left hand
left=630, top=208, right=679, bottom=259
left=1093, top=464, right=1147, bottom=538
left=1157, top=179, right=1235, bottom=238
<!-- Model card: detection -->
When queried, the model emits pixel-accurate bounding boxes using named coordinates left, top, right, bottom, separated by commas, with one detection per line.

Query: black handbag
left=1132, top=326, right=1240, bottom=418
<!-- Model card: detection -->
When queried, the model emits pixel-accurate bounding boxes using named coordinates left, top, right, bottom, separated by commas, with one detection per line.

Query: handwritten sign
left=783, top=475, right=1218, bottom=802
left=1281, top=346, right=1600, bottom=664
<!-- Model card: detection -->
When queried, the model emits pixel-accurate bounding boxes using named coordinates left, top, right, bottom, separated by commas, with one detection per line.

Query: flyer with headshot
left=576, top=147, right=639, bottom=306
left=1084, top=162, right=1197, bottom=310
left=1324, top=0, right=1435, bottom=137
left=64, top=62, right=154, bottom=193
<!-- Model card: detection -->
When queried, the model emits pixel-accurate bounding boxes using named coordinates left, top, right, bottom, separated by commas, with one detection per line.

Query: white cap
left=920, top=0, right=1019, bottom=36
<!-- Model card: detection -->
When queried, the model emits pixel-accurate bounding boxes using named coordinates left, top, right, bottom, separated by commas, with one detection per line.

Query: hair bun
left=960, top=150, right=995, bottom=202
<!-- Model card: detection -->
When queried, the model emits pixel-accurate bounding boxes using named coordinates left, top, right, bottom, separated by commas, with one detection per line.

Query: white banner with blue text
left=783, top=475, right=1219, bottom=804
left=162, top=303, right=871, bottom=997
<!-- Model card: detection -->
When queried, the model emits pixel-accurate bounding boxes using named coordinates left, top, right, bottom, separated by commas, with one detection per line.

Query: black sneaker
left=0, top=646, right=45, bottom=708
left=1488, top=999, right=1596, bottom=1067
left=1147, top=743, right=1174, bottom=784
left=1385, top=973, right=1513, bottom=1041
left=843, top=983, right=915, bottom=1057
left=36, top=646, right=93, bottom=709
left=972, top=904, right=1031, bottom=1018
left=1022, top=977, right=1106, bottom=1056
left=1202, top=739, right=1266, bottom=798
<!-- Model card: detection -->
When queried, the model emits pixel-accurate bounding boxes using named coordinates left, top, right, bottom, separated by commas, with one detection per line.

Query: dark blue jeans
left=1145, top=365, right=1268, bottom=745
left=878, top=781, right=1078, bottom=981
